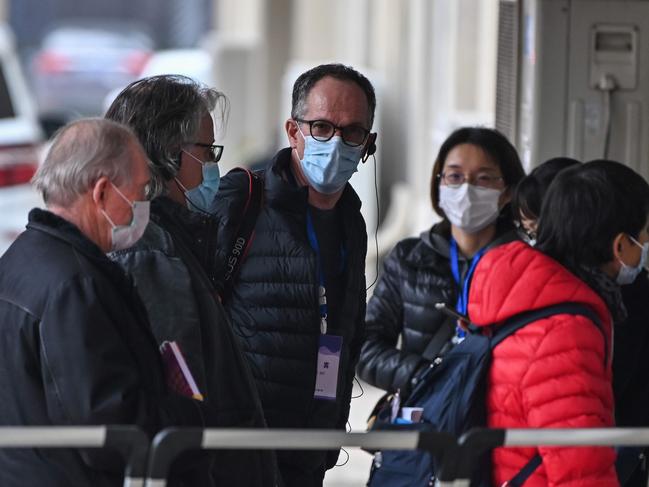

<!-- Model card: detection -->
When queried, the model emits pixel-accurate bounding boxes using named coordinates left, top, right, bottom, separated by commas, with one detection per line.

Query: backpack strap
left=505, top=453, right=542, bottom=486
left=421, top=316, right=456, bottom=362
left=492, top=302, right=606, bottom=486
left=491, top=302, right=605, bottom=358
left=220, top=168, right=263, bottom=302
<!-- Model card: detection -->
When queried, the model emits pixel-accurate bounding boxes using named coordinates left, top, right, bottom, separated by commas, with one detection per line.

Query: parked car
left=31, top=20, right=153, bottom=130
left=103, top=48, right=216, bottom=112
left=0, top=24, right=45, bottom=255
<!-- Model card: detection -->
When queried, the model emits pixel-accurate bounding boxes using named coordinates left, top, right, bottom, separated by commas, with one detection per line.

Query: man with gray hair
left=0, top=118, right=216, bottom=487
left=105, top=74, right=278, bottom=486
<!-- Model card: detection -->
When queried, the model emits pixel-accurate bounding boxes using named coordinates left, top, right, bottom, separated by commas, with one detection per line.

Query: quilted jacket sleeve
left=357, top=246, right=424, bottom=394
left=518, top=315, right=618, bottom=487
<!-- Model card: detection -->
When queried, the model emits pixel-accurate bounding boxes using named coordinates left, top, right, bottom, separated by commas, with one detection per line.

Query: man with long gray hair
left=105, top=75, right=278, bottom=486
left=0, top=118, right=218, bottom=486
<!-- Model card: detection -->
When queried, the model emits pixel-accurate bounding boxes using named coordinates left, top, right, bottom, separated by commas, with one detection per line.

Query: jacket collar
left=418, top=219, right=520, bottom=262
left=151, top=196, right=215, bottom=235
left=28, top=208, right=108, bottom=261
left=27, top=208, right=130, bottom=284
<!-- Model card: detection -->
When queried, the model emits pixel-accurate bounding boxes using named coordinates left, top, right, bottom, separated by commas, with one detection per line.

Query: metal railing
left=0, top=425, right=149, bottom=487
left=144, top=428, right=458, bottom=487
left=1, top=426, right=648, bottom=486
left=452, top=427, right=649, bottom=487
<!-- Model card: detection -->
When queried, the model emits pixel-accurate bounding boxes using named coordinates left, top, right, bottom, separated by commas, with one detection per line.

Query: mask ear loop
left=101, top=182, right=135, bottom=229
left=173, top=177, right=210, bottom=215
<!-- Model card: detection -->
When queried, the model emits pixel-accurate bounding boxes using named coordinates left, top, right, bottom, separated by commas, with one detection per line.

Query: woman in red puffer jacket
left=469, top=160, right=649, bottom=487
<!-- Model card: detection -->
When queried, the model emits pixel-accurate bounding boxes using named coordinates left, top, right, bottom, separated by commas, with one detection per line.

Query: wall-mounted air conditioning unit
left=497, top=0, right=649, bottom=179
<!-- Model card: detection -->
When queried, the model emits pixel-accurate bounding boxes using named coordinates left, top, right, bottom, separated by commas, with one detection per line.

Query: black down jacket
left=0, top=209, right=213, bottom=487
left=357, top=221, right=517, bottom=396
left=110, top=197, right=278, bottom=487
left=211, top=148, right=367, bottom=476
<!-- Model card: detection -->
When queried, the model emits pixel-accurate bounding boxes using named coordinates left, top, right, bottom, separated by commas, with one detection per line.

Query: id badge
left=314, top=334, right=342, bottom=400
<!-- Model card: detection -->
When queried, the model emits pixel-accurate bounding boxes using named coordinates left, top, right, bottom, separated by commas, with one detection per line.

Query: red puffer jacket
left=468, top=241, right=619, bottom=487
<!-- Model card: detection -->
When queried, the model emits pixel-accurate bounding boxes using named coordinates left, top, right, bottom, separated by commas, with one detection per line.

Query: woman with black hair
left=468, top=160, right=649, bottom=486
left=511, top=157, right=580, bottom=244
left=358, top=127, right=524, bottom=398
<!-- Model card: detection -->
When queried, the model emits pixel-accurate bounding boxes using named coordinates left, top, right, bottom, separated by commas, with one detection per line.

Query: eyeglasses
left=190, top=143, right=224, bottom=163
left=514, top=220, right=537, bottom=240
left=438, top=171, right=504, bottom=188
left=295, top=118, right=370, bottom=147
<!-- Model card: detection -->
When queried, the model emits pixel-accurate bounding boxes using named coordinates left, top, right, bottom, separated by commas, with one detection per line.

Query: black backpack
left=367, top=302, right=605, bottom=487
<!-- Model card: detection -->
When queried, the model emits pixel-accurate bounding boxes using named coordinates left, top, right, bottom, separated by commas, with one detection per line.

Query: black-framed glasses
left=438, top=171, right=504, bottom=188
left=190, top=143, right=224, bottom=163
left=295, top=118, right=370, bottom=147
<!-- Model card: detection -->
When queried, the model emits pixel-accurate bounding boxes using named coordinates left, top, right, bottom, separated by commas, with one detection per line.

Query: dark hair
left=430, top=127, right=525, bottom=219
left=512, top=157, right=581, bottom=222
left=291, top=63, right=376, bottom=127
left=105, top=74, right=228, bottom=199
left=537, top=160, right=649, bottom=270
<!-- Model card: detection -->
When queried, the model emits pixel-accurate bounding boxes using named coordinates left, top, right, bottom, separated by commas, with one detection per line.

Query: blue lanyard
left=305, top=209, right=346, bottom=334
left=449, top=238, right=486, bottom=337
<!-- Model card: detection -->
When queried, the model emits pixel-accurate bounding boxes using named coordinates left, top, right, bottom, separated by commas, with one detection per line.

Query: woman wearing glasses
left=105, top=75, right=278, bottom=487
left=358, top=127, right=524, bottom=399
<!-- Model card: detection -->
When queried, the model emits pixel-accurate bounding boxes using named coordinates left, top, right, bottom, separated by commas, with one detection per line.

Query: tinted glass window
left=0, top=65, right=16, bottom=119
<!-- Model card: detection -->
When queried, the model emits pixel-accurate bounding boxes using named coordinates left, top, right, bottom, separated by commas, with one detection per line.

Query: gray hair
left=32, top=118, right=139, bottom=207
left=291, top=63, right=376, bottom=127
left=104, top=74, right=228, bottom=199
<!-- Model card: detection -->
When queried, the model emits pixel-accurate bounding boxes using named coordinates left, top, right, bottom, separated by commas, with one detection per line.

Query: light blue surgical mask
left=177, top=150, right=220, bottom=213
left=616, top=235, right=649, bottom=285
left=297, top=126, right=363, bottom=194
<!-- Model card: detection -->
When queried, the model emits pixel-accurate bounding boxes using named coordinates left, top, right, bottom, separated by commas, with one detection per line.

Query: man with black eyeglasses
left=211, top=63, right=378, bottom=487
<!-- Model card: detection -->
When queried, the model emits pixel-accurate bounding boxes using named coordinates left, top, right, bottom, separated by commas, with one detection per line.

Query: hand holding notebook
left=159, top=341, right=203, bottom=401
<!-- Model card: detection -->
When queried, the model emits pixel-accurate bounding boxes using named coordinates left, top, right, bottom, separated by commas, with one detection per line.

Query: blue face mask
left=616, top=235, right=649, bottom=285
left=297, top=127, right=363, bottom=194
left=177, top=150, right=220, bottom=213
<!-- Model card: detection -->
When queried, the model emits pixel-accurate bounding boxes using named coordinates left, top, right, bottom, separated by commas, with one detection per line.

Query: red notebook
left=159, top=341, right=203, bottom=401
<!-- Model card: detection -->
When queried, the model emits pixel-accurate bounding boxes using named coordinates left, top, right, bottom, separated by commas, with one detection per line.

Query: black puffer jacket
left=613, top=271, right=649, bottom=486
left=0, top=209, right=211, bottom=487
left=358, top=221, right=517, bottom=396
left=110, top=197, right=278, bottom=487
left=614, top=270, right=649, bottom=427
left=211, top=148, right=367, bottom=475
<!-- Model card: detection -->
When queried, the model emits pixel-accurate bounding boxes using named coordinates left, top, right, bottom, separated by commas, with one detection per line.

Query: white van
left=0, top=24, right=45, bottom=255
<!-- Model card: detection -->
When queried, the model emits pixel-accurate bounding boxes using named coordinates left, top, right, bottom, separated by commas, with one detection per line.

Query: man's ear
left=92, top=176, right=110, bottom=210
left=285, top=118, right=299, bottom=149
left=362, top=133, right=377, bottom=163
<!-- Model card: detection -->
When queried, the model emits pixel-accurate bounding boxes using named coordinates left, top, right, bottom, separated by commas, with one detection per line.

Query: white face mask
left=439, top=183, right=502, bottom=234
left=101, top=182, right=150, bottom=251
left=616, top=235, right=649, bottom=285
